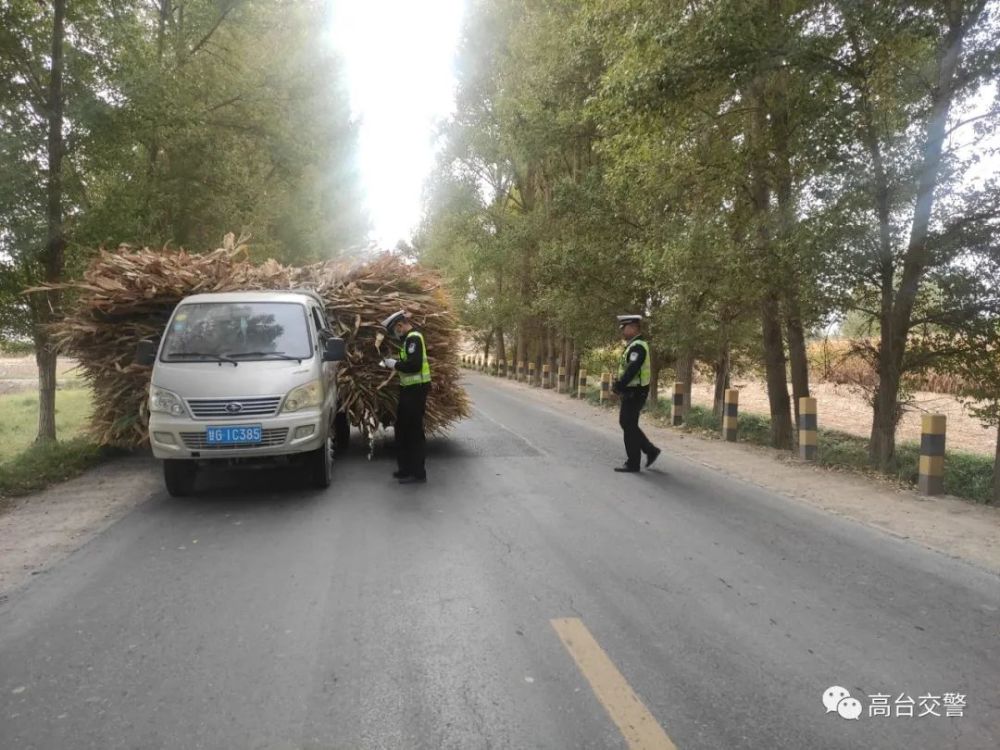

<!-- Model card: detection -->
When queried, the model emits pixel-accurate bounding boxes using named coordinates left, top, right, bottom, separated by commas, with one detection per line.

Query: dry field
left=690, top=380, right=996, bottom=456
left=0, top=357, right=79, bottom=395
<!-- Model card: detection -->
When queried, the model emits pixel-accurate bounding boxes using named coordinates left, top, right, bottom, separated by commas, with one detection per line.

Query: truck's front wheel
left=164, top=460, right=197, bottom=497
left=310, top=435, right=333, bottom=489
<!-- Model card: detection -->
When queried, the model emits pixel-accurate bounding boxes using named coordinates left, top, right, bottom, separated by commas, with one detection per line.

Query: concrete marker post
left=723, top=389, right=739, bottom=442
left=578, top=369, right=588, bottom=399
left=499, top=360, right=507, bottom=378
left=919, top=414, right=946, bottom=496
left=600, top=372, right=611, bottom=403
left=542, top=363, right=552, bottom=389
left=557, top=365, right=566, bottom=394
left=798, top=397, right=818, bottom=460
left=672, top=382, right=686, bottom=426
left=529, top=361, right=537, bottom=386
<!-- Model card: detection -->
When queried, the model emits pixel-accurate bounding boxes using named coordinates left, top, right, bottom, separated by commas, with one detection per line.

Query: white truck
left=135, top=290, right=349, bottom=496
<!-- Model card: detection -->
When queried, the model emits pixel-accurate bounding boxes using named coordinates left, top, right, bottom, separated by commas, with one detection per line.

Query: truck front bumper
left=149, top=409, right=328, bottom=460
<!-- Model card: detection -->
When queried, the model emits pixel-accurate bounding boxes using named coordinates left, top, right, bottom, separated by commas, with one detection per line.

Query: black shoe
left=614, top=464, right=640, bottom=473
left=645, top=447, right=661, bottom=468
left=398, top=475, right=427, bottom=484
left=393, top=470, right=410, bottom=479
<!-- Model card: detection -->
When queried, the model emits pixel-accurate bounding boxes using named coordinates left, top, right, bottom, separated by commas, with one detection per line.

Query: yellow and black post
left=542, top=363, right=551, bottom=389
left=672, top=382, right=686, bottom=426
left=723, top=389, right=739, bottom=442
left=557, top=365, right=566, bottom=394
left=577, top=369, right=588, bottom=399
left=919, top=414, right=946, bottom=496
left=798, top=397, right=818, bottom=460
left=528, top=361, right=537, bottom=386
left=517, top=361, right=525, bottom=381
left=600, top=372, right=611, bottom=403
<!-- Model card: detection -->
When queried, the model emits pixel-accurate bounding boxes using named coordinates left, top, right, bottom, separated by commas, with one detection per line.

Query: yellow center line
left=551, top=617, right=678, bottom=750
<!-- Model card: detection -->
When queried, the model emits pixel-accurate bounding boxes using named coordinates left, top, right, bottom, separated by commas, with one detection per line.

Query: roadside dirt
left=487, top=375, right=1000, bottom=576
left=0, top=454, right=159, bottom=598
left=691, top=379, right=996, bottom=456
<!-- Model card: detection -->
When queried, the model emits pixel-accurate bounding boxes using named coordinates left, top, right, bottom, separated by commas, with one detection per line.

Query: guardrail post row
left=528, top=361, right=537, bottom=386
left=577, top=369, right=588, bottom=399
left=672, top=382, right=686, bottom=426
left=600, top=372, right=611, bottom=403
left=542, top=363, right=551, bottom=389
left=798, top=397, right=818, bottom=460
left=557, top=365, right=566, bottom=394
left=723, top=389, right=739, bottom=442
left=919, top=414, right=946, bottom=496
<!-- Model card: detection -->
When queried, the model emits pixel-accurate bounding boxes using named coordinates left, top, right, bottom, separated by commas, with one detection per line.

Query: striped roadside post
left=517, top=361, right=525, bottom=381
left=499, top=360, right=507, bottom=378
left=600, top=372, right=611, bottom=403
left=577, top=369, right=588, bottom=399
left=490, top=358, right=498, bottom=376
left=723, top=389, right=739, bottom=442
left=919, top=414, right=946, bottom=496
left=798, top=397, right=818, bottom=460
left=557, top=365, right=566, bottom=394
left=542, top=363, right=552, bottom=389
left=528, top=361, right=537, bottom=386
left=672, top=382, right=686, bottom=426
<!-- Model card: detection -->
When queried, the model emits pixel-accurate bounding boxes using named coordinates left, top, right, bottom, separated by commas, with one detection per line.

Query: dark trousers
left=619, top=387, right=656, bottom=468
left=396, top=383, right=429, bottom=478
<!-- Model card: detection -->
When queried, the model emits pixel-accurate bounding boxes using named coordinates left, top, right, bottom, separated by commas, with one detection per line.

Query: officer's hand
left=380, top=358, right=398, bottom=369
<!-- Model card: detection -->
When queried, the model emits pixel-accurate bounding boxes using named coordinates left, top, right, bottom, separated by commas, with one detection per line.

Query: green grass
left=576, top=383, right=995, bottom=504
left=0, top=387, right=108, bottom=501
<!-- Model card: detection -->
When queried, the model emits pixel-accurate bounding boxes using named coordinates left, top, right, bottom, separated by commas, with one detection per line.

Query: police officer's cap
left=617, top=314, right=643, bottom=329
left=381, top=310, right=407, bottom=330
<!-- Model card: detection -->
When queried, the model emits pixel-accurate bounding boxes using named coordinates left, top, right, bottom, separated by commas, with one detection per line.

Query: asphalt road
left=1, top=373, right=998, bottom=750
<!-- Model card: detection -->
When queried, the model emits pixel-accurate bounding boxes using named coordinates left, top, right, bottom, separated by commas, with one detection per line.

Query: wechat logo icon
left=823, top=686, right=862, bottom=720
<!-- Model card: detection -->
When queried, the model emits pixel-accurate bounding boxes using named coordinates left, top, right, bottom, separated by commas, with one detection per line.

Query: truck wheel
left=164, top=460, right=197, bottom=497
left=333, top=411, right=351, bottom=456
left=310, top=435, right=333, bottom=489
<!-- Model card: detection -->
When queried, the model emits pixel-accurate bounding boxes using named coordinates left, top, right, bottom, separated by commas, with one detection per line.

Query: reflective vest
left=399, top=331, right=432, bottom=387
left=618, top=337, right=651, bottom=387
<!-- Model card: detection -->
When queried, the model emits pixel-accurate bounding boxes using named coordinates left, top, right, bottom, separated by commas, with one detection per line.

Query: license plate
left=205, top=424, right=263, bottom=445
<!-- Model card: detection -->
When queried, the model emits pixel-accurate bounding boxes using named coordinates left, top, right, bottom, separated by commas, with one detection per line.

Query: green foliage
left=0, top=438, right=106, bottom=500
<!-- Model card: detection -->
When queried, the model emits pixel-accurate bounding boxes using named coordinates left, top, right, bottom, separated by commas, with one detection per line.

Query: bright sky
left=329, top=0, right=467, bottom=248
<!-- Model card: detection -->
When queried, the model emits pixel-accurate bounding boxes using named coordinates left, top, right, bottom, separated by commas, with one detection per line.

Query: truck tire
left=333, top=411, right=351, bottom=456
left=310, top=434, right=333, bottom=489
left=164, top=460, right=197, bottom=497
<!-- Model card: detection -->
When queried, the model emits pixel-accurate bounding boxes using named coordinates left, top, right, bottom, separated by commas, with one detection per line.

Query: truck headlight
left=282, top=379, right=322, bottom=413
left=149, top=386, right=186, bottom=417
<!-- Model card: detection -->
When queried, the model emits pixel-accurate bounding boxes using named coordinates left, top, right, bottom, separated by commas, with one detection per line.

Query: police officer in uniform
left=380, top=310, right=432, bottom=484
left=612, top=315, right=661, bottom=472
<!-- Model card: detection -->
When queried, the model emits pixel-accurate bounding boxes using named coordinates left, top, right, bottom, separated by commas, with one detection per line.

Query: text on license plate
left=206, top=425, right=263, bottom=444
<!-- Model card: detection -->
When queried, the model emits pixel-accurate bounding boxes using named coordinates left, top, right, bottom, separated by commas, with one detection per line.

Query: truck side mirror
left=323, top=337, right=346, bottom=362
left=135, top=340, right=157, bottom=367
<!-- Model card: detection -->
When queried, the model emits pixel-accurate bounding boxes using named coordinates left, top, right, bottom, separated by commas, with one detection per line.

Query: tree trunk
left=649, top=349, right=662, bottom=405
left=712, top=345, right=731, bottom=418
left=35, top=0, right=67, bottom=443
left=993, top=422, right=1000, bottom=506
left=761, top=291, right=793, bottom=449
left=494, top=327, right=506, bottom=364
left=785, top=291, right=810, bottom=426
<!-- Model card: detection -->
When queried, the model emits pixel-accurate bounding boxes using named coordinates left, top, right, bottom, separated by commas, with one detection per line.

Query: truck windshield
left=160, top=302, right=312, bottom=362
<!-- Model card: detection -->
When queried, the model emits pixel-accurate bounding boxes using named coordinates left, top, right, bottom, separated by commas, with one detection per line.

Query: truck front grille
left=186, top=396, right=282, bottom=419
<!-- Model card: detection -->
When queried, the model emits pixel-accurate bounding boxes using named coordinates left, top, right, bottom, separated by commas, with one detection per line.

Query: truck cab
left=137, top=291, right=348, bottom=496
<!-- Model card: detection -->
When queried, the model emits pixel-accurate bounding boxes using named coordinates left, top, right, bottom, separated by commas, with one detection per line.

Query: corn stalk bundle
left=42, top=234, right=469, bottom=449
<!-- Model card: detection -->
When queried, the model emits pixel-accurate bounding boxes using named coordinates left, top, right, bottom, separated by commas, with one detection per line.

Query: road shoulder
left=0, top=454, right=159, bottom=598
left=478, top=374, right=1000, bottom=576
